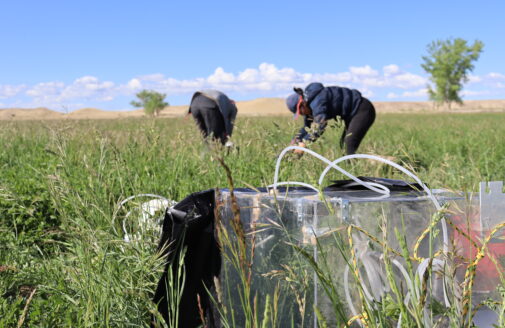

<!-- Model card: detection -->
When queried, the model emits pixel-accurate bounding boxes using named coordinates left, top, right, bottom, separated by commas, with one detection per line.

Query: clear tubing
left=273, top=147, right=448, bottom=253
left=344, top=266, right=361, bottom=322
left=273, top=146, right=390, bottom=195
left=318, top=153, right=448, bottom=253
left=318, top=154, right=442, bottom=211
left=266, top=181, right=320, bottom=192
left=417, top=258, right=450, bottom=306
left=272, top=146, right=453, bottom=318
left=392, top=259, right=416, bottom=297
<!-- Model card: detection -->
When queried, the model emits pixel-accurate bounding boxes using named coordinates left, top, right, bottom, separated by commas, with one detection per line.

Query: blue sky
left=1, top=0, right=504, bottom=111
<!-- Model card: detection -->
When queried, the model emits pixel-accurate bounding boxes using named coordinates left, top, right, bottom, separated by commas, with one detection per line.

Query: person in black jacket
left=189, top=90, right=238, bottom=145
left=286, top=82, right=376, bottom=155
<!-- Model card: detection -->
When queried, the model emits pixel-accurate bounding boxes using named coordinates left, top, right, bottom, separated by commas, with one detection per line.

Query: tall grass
left=1, top=113, right=505, bottom=326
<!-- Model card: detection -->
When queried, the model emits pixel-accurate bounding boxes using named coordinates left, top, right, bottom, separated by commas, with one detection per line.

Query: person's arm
left=299, top=94, right=329, bottom=142
left=302, top=113, right=327, bottom=142
left=292, top=116, right=312, bottom=143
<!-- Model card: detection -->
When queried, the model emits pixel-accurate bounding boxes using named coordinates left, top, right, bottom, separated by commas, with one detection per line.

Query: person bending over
left=286, top=82, right=375, bottom=155
left=189, top=90, right=237, bottom=145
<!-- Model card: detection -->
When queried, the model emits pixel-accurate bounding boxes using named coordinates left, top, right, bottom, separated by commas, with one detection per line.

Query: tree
left=130, top=90, right=169, bottom=116
left=421, top=38, right=484, bottom=109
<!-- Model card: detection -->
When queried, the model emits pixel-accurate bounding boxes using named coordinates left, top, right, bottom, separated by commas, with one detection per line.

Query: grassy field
left=1, top=113, right=505, bottom=327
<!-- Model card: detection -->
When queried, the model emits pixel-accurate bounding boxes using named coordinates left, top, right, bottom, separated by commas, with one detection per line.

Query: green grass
left=1, top=113, right=505, bottom=326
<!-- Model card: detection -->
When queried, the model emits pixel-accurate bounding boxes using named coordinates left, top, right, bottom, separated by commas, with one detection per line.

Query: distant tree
left=130, top=90, right=169, bottom=116
left=421, top=38, right=484, bottom=109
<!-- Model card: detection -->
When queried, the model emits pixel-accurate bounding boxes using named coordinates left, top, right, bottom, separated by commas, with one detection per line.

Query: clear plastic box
left=217, top=187, right=500, bottom=327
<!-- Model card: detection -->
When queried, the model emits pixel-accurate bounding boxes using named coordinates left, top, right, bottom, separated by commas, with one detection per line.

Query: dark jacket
left=189, top=90, right=238, bottom=137
left=295, top=82, right=362, bottom=142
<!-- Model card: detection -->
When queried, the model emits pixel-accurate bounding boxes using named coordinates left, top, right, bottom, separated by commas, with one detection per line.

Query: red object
left=294, top=96, right=303, bottom=120
left=451, top=211, right=505, bottom=292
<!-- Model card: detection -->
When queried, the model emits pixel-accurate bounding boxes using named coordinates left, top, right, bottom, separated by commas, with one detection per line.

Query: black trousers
left=340, top=97, right=376, bottom=154
left=190, top=94, right=226, bottom=144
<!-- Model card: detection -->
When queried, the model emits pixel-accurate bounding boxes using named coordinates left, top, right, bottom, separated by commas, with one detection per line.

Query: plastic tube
left=266, top=181, right=320, bottom=193
left=273, top=147, right=448, bottom=253
left=318, top=154, right=442, bottom=211
left=319, top=154, right=449, bottom=255
left=272, top=146, right=453, bottom=322
left=273, top=146, right=391, bottom=195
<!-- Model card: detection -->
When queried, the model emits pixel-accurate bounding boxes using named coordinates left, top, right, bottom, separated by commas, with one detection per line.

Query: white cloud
left=386, top=88, right=428, bottom=99
left=467, top=72, right=505, bottom=89
left=402, top=89, right=428, bottom=97
left=359, top=87, right=375, bottom=98
left=237, top=68, right=259, bottom=83
left=349, top=65, right=378, bottom=77
left=383, top=64, right=400, bottom=76
left=487, top=72, right=505, bottom=80
left=138, top=73, right=165, bottom=82
left=207, top=67, right=235, bottom=84
left=461, top=90, right=491, bottom=96
left=467, top=75, right=482, bottom=83
left=127, top=78, right=142, bottom=90
left=0, top=84, right=27, bottom=98
left=23, top=76, right=116, bottom=108
left=1, top=63, right=503, bottom=110
left=26, top=81, right=65, bottom=97
left=59, top=76, right=115, bottom=101
left=118, top=63, right=425, bottom=97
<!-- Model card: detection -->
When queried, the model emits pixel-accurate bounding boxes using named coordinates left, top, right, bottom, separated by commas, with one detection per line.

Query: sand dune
left=235, top=98, right=286, bottom=116
left=66, top=107, right=133, bottom=119
left=373, top=99, right=505, bottom=112
left=158, top=105, right=189, bottom=117
left=1, top=99, right=504, bottom=121
left=0, top=107, right=63, bottom=120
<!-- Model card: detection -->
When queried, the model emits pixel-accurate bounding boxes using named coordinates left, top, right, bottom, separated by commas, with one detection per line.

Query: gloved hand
left=293, top=142, right=306, bottom=155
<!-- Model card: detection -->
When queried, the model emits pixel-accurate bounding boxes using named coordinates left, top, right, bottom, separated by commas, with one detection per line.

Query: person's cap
left=286, top=93, right=300, bottom=114
left=286, top=93, right=304, bottom=119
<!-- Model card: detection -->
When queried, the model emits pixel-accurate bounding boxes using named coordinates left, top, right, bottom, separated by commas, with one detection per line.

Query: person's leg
left=191, top=106, right=208, bottom=138
left=344, top=98, right=376, bottom=154
left=201, top=107, right=226, bottom=144
left=339, top=126, right=347, bottom=149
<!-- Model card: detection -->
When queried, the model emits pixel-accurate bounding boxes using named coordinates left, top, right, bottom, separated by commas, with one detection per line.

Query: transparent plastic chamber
left=217, top=186, right=504, bottom=327
left=121, top=148, right=504, bottom=327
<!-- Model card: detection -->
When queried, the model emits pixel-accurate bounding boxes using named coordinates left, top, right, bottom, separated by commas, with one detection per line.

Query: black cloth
left=190, top=94, right=227, bottom=144
left=341, top=97, right=376, bottom=154
left=326, top=176, right=425, bottom=192
left=152, top=189, right=221, bottom=328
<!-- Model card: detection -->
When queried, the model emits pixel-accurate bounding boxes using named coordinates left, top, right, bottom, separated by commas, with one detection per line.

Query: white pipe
left=272, top=146, right=453, bottom=321
left=273, top=147, right=448, bottom=253
left=266, top=181, right=320, bottom=193
left=317, top=153, right=448, bottom=254
left=318, top=154, right=441, bottom=211
left=273, top=146, right=390, bottom=195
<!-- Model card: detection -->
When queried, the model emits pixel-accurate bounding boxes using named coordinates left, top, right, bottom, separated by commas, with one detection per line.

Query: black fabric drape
left=152, top=189, right=221, bottom=328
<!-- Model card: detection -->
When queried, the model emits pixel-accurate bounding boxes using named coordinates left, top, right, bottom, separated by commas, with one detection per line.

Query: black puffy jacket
left=295, top=82, right=362, bottom=142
